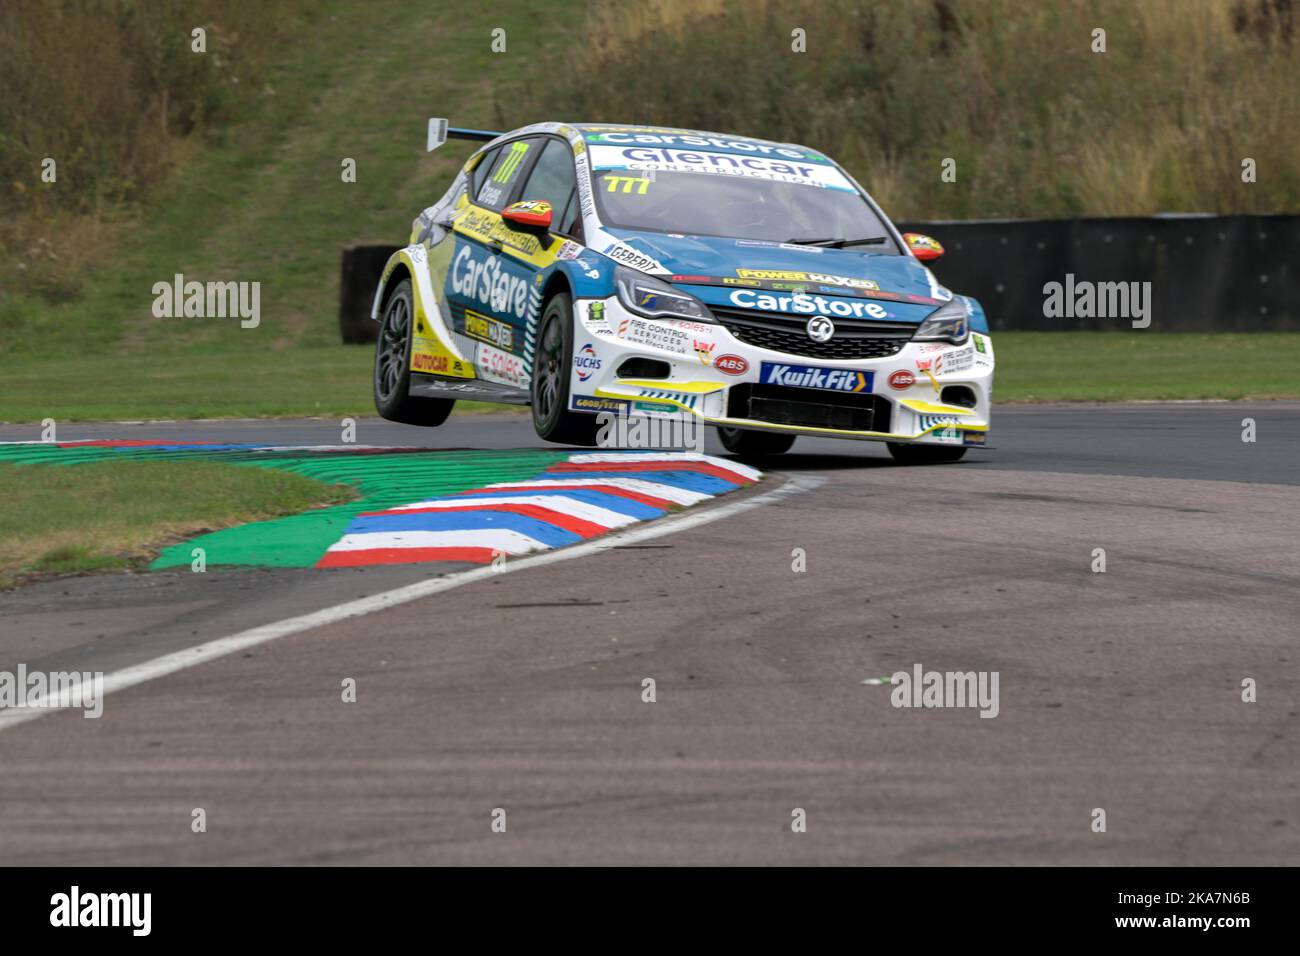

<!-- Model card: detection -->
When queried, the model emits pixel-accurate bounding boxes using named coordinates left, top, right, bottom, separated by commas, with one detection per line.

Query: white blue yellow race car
left=372, top=121, right=993, bottom=462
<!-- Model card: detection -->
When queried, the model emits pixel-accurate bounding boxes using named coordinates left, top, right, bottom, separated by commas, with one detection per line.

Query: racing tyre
left=531, top=293, right=598, bottom=446
left=886, top=442, right=967, bottom=464
left=373, top=279, right=454, bottom=427
left=716, top=426, right=796, bottom=457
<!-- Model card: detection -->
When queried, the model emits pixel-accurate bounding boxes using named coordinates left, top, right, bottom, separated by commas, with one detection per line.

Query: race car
left=371, top=120, right=993, bottom=462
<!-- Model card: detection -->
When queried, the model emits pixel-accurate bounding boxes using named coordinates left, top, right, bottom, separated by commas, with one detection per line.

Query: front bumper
left=569, top=296, right=995, bottom=446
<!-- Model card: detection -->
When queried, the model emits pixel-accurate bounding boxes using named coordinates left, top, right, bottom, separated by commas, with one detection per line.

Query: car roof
left=563, top=122, right=829, bottom=162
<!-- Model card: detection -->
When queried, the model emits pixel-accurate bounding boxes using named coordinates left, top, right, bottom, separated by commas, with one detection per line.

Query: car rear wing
left=427, top=118, right=502, bottom=151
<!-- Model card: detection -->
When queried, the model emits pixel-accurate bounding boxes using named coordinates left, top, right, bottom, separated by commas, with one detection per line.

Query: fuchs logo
left=806, top=316, right=834, bottom=342
left=714, top=354, right=749, bottom=375
left=574, top=344, right=602, bottom=381
left=761, top=362, right=871, bottom=393
left=888, top=369, right=915, bottom=389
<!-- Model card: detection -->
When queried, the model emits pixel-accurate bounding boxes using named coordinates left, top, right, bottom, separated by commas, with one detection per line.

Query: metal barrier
left=898, top=214, right=1298, bottom=331
left=339, top=245, right=399, bottom=344
left=340, top=215, right=1299, bottom=341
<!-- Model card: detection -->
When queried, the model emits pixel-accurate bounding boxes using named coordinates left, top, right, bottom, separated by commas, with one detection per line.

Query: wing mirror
left=502, top=199, right=553, bottom=235
left=903, top=232, right=944, bottom=262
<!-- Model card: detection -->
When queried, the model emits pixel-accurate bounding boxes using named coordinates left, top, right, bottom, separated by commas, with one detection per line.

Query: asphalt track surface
left=0, top=403, right=1296, bottom=865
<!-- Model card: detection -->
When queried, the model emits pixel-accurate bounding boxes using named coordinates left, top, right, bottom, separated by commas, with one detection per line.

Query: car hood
left=603, top=228, right=951, bottom=324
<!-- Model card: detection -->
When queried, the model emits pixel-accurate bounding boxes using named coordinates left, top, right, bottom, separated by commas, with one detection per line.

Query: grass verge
left=992, top=332, right=1300, bottom=402
left=0, top=459, right=357, bottom=588
left=0, top=346, right=504, bottom=421
left=1, top=333, right=1297, bottom=422
left=0, top=0, right=572, bottom=423
left=0, top=0, right=577, bottom=362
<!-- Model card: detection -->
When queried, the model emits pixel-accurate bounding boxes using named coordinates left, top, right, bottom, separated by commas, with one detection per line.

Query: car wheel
left=886, top=442, right=967, bottom=464
left=373, top=279, right=455, bottom=427
left=531, top=292, right=598, bottom=446
left=716, top=426, right=796, bottom=457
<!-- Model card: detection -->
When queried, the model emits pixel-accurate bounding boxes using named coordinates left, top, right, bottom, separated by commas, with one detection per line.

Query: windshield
left=589, top=164, right=899, bottom=252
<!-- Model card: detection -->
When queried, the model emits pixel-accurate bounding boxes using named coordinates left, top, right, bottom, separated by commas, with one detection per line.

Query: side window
left=474, top=138, right=536, bottom=211
left=518, top=138, right=579, bottom=235
left=469, top=147, right=500, bottom=202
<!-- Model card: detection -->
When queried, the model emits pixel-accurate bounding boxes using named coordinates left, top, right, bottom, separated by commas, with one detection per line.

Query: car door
left=497, top=137, right=580, bottom=388
left=513, top=136, right=580, bottom=250
left=443, top=137, right=541, bottom=377
left=446, top=135, right=580, bottom=390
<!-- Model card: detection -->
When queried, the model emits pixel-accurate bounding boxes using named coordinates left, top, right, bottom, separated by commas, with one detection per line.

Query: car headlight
left=614, top=265, right=715, bottom=322
left=913, top=298, right=970, bottom=344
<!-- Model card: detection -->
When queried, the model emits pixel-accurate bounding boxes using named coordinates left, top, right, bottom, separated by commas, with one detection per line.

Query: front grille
left=727, top=383, right=891, bottom=431
left=712, top=305, right=914, bottom=360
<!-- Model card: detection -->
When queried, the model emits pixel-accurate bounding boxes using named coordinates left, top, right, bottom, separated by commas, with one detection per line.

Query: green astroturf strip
left=153, top=449, right=570, bottom=568
left=0, top=445, right=570, bottom=569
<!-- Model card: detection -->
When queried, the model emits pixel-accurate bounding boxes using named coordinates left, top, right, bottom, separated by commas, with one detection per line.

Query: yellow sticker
left=453, top=205, right=562, bottom=269
left=604, top=175, right=651, bottom=195
left=493, top=141, right=530, bottom=183
left=410, top=332, right=474, bottom=378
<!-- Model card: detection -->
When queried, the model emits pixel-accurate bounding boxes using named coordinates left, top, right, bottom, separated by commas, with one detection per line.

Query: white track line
left=481, top=477, right=711, bottom=505
left=325, top=528, right=551, bottom=555
left=374, top=494, right=639, bottom=528
left=0, top=473, right=824, bottom=733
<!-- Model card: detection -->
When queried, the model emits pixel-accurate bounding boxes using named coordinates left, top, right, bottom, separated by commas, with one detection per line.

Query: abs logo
left=714, top=354, right=749, bottom=375
left=761, top=362, right=871, bottom=393
left=888, top=369, right=915, bottom=389
left=574, top=343, right=602, bottom=382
